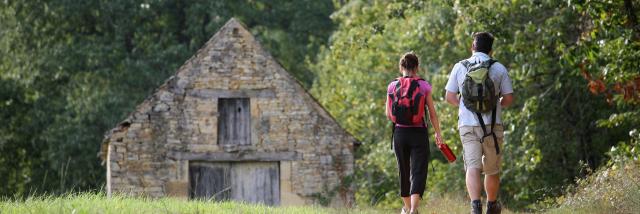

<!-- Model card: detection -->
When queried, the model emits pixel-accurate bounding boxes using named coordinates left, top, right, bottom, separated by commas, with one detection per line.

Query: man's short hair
left=472, top=32, right=494, bottom=54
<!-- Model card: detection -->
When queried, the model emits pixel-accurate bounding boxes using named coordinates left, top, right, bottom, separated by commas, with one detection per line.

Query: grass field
left=0, top=189, right=635, bottom=214
left=1, top=161, right=637, bottom=214
left=0, top=192, right=513, bottom=214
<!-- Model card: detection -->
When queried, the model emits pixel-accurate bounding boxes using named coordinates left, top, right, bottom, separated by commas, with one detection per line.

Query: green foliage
left=0, top=0, right=334, bottom=196
left=607, top=129, right=640, bottom=164
left=570, top=0, right=640, bottom=131
left=310, top=0, right=639, bottom=210
left=1, top=0, right=638, bottom=210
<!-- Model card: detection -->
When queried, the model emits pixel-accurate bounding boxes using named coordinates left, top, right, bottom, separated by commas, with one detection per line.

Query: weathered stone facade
left=100, top=18, right=356, bottom=206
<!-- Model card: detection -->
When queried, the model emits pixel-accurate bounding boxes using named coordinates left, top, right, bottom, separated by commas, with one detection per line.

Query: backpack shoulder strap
left=487, top=59, right=498, bottom=68
left=407, top=78, right=420, bottom=97
left=388, top=78, right=400, bottom=90
left=394, top=77, right=402, bottom=88
left=486, top=59, right=503, bottom=95
left=414, top=78, right=427, bottom=92
left=459, top=60, right=471, bottom=69
left=410, top=77, right=425, bottom=83
left=476, top=106, right=500, bottom=154
left=394, top=78, right=403, bottom=98
left=490, top=106, right=500, bottom=154
left=388, top=78, right=401, bottom=94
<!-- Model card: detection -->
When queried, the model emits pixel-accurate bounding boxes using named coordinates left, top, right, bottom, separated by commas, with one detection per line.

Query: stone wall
left=102, top=19, right=356, bottom=206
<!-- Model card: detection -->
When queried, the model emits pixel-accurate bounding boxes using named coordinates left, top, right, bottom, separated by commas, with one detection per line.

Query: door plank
left=189, top=162, right=231, bottom=200
left=230, top=162, right=280, bottom=205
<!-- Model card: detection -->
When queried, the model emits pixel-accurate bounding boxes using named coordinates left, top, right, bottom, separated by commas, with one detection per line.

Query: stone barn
left=100, top=18, right=356, bottom=206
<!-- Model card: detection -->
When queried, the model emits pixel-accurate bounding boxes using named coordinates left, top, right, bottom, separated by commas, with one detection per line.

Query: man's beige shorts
left=459, top=125, right=504, bottom=175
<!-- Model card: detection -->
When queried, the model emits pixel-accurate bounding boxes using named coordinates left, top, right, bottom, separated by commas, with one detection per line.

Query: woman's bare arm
left=426, top=95, right=443, bottom=145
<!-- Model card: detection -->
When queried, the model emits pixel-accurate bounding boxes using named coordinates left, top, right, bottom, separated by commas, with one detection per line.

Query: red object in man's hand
left=438, top=143, right=456, bottom=163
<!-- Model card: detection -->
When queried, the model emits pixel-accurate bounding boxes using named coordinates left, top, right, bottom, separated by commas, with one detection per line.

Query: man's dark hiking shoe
left=471, top=200, right=482, bottom=214
left=486, top=201, right=502, bottom=214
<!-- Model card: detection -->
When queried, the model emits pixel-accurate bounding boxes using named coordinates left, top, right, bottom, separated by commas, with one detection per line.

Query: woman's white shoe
left=400, top=207, right=409, bottom=214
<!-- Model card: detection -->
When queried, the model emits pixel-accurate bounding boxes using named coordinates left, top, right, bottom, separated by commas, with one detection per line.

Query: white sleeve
left=445, top=63, right=461, bottom=93
left=499, top=64, right=513, bottom=95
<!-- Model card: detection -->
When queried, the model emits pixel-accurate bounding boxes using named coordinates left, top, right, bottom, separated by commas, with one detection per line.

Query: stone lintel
left=188, top=89, right=275, bottom=99
left=167, top=151, right=301, bottom=161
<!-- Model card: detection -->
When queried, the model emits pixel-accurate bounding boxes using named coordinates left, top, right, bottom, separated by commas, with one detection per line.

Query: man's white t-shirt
left=445, top=52, right=514, bottom=128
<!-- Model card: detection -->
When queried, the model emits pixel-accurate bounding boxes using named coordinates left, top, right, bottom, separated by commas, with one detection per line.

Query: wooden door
left=189, top=162, right=280, bottom=205
left=189, top=162, right=231, bottom=200
left=230, top=162, right=280, bottom=205
left=218, top=98, right=251, bottom=145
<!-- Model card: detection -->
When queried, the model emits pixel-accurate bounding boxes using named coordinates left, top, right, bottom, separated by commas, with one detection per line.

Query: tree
left=0, top=0, right=335, bottom=196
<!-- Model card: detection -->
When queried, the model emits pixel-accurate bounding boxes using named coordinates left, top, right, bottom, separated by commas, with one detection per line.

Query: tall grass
left=531, top=158, right=640, bottom=214
left=551, top=160, right=640, bottom=214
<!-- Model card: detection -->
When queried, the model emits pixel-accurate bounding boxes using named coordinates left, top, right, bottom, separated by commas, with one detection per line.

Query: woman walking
left=386, top=52, right=444, bottom=214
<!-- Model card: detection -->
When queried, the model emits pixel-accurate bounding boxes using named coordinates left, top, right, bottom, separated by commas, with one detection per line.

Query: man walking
left=445, top=32, right=514, bottom=214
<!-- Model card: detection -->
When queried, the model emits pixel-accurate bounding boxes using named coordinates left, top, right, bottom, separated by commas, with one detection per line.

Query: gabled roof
left=100, top=18, right=358, bottom=160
